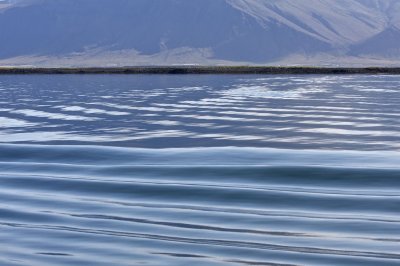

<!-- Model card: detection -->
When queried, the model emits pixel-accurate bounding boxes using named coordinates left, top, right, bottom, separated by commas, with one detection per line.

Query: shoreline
left=1, top=66, right=400, bottom=75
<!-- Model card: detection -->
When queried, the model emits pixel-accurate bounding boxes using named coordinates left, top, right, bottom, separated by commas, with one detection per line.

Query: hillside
left=0, top=0, right=399, bottom=66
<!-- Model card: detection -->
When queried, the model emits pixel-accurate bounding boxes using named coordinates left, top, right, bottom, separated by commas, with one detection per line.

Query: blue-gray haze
left=0, top=0, right=400, bottom=65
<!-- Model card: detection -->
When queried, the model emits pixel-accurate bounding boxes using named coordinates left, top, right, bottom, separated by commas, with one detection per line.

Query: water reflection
left=1, top=145, right=400, bottom=266
left=1, top=75, right=400, bottom=266
left=0, top=74, right=400, bottom=149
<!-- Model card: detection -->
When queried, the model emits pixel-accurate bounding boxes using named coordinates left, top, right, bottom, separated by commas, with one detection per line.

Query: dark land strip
left=1, top=66, right=400, bottom=75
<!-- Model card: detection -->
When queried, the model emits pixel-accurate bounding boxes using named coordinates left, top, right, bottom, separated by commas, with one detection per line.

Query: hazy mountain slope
left=355, top=0, right=400, bottom=27
left=0, top=0, right=399, bottom=66
left=351, top=27, right=400, bottom=57
left=350, top=0, right=400, bottom=58
left=0, top=0, right=331, bottom=62
left=228, top=0, right=386, bottom=45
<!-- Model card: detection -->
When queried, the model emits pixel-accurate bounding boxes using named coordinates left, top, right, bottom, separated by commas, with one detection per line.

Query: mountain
left=0, top=0, right=400, bottom=66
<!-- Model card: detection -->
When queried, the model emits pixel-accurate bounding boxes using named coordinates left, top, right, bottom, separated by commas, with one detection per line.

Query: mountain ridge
left=1, top=0, right=400, bottom=66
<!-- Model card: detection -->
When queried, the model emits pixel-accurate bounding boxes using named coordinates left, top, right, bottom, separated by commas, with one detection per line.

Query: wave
left=1, top=144, right=399, bottom=265
left=2, top=74, right=400, bottom=150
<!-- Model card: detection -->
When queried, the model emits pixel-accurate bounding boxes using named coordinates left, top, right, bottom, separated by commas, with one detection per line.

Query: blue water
left=0, top=75, right=400, bottom=265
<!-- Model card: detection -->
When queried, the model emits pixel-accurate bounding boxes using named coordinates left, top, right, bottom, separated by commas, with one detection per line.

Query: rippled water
left=1, top=74, right=400, bottom=149
left=1, top=75, right=400, bottom=265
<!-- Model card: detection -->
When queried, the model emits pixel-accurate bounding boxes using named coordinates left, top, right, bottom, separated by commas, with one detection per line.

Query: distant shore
left=1, top=66, right=400, bottom=75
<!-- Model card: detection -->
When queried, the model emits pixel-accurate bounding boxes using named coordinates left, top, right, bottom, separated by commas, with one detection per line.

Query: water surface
left=1, top=74, right=400, bottom=149
left=0, top=75, right=399, bottom=266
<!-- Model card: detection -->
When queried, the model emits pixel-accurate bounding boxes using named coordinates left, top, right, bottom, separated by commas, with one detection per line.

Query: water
left=1, top=74, right=400, bottom=149
left=0, top=75, right=399, bottom=265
